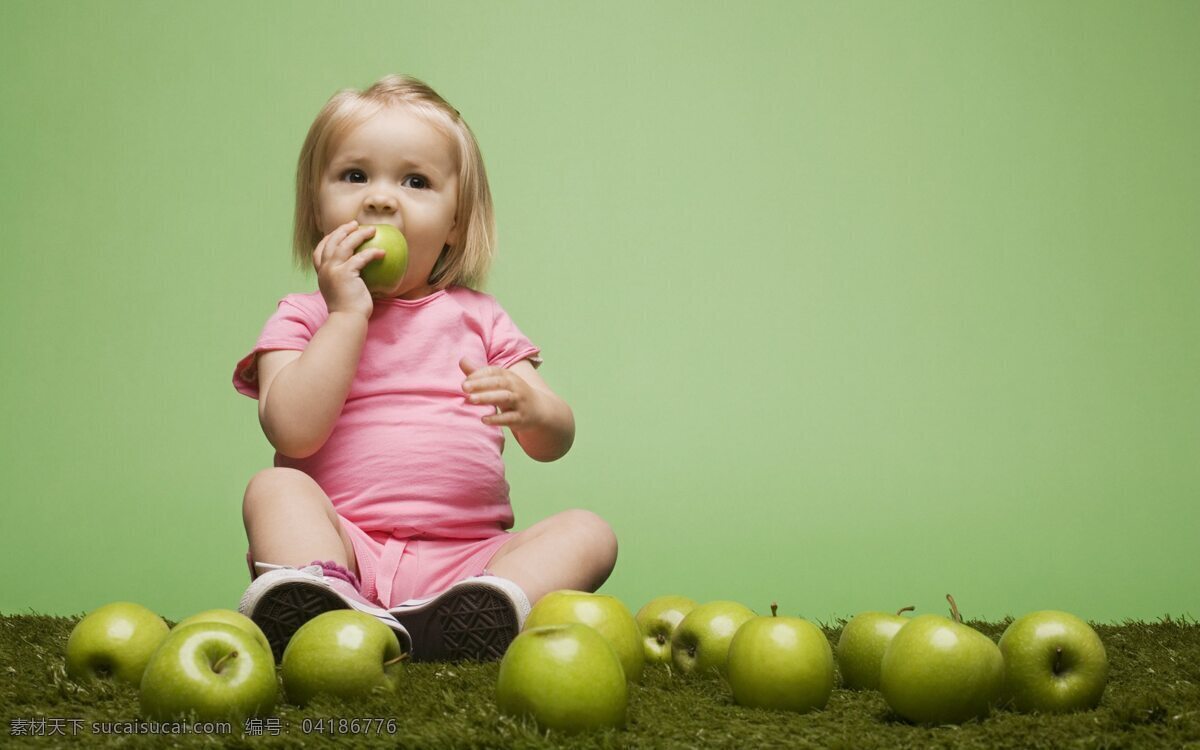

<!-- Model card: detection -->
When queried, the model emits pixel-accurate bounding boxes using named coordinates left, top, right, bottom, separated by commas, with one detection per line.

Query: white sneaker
left=387, top=576, right=530, bottom=662
left=239, top=565, right=412, bottom=661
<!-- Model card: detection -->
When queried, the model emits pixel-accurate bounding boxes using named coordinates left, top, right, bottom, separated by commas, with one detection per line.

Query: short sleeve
left=232, top=294, right=328, bottom=398
left=487, top=300, right=542, bottom=370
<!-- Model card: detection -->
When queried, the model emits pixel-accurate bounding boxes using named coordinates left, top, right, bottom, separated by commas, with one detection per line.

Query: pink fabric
left=339, top=521, right=513, bottom=607
left=312, top=560, right=360, bottom=589
left=235, top=286, right=539, bottom=607
left=244, top=533, right=511, bottom=608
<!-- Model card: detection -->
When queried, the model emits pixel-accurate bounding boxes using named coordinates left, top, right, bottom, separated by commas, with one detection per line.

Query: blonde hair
left=293, top=74, right=495, bottom=290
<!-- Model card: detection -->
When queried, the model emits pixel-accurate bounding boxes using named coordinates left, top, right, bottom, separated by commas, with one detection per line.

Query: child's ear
left=447, top=216, right=461, bottom=247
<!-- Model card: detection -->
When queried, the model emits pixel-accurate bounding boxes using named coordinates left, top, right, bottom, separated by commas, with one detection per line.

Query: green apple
left=524, top=590, right=644, bottom=683
left=835, top=606, right=915, bottom=690
left=281, top=610, right=404, bottom=706
left=999, top=609, right=1108, bottom=713
left=355, top=223, right=408, bottom=293
left=496, top=623, right=627, bottom=732
left=635, top=595, right=697, bottom=664
left=174, top=609, right=273, bottom=664
left=671, top=600, right=756, bottom=676
left=726, top=603, right=834, bottom=713
left=65, top=601, right=169, bottom=686
left=139, top=622, right=276, bottom=723
left=880, top=595, right=1004, bottom=725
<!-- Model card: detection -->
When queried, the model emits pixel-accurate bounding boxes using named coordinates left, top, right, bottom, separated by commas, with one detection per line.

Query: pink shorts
left=246, top=520, right=513, bottom=609
left=339, top=520, right=513, bottom=608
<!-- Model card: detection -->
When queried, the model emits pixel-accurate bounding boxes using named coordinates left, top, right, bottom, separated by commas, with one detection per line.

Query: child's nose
left=364, top=190, right=398, bottom=214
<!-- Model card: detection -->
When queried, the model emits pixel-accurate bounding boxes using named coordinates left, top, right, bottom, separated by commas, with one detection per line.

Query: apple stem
left=771, top=602, right=778, bottom=617
left=946, top=594, right=963, bottom=624
left=212, top=651, right=237, bottom=674
left=1054, top=646, right=1063, bottom=675
left=896, top=606, right=916, bottom=616
left=384, top=654, right=409, bottom=668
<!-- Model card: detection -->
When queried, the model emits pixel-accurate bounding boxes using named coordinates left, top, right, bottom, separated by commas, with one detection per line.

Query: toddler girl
left=232, top=74, right=616, bottom=662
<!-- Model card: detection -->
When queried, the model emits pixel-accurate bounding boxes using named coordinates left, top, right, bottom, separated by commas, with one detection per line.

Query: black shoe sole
left=390, top=582, right=519, bottom=662
left=248, top=582, right=347, bottom=663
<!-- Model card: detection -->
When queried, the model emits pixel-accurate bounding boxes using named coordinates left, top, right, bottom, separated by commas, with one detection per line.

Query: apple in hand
left=355, top=224, right=408, bottom=293
left=999, top=610, right=1108, bottom=713
left=65, top=601, right=170, bottom=686
left=139, top=622, right=277, bottom=723
left=835, top=606, right=915, bottom=690
left=174, top=609, right=273, bottom=664
left=496, top=623, right=627, bottom=732
left=635, top=595, right=697, bottom=664
left=524, top=590, right=644, bottom=683
left=281, top=610, right=404, bottom=706
left=671, top=600, right=756, bottom=676
left=879, top=595, right=1004, bottom=725
left=726, top=603, right=834, bottom=713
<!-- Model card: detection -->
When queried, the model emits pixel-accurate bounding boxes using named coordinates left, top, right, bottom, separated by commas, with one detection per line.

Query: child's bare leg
left=240, top=468, right=413, bottom=661
left=484, top=509, right=618, bottom=604
left=242, top=467, right=357, bottom=575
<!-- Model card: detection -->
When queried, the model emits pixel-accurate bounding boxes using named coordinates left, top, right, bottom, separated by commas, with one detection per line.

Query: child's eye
left=402, top=175, right=430, bottom=189
left=341, top=169, right=367, bottom=183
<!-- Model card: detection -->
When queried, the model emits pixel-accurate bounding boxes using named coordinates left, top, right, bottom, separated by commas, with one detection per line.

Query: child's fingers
left=327, top=222, right=372, bottom=260
left=346, top=246, right=386, bottom=272
left=482, top=409, right=521, bottom=427
left=324, top=221, right=359, bottom=248
left=466, top=389, right=515, bottom=410
left=462, top=365, right=508, bottom=385
left=315, top=223, right=351, bottom=267
left=313, top=238, right=326, bottom=268
left=462, top=373, right=507, bottom=394
left=333, top=228, right=375, bottom=262
left=462, top=360, right=501, bottom=378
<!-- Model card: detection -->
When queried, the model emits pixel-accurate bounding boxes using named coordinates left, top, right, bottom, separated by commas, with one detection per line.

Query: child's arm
left=257, top=222, right=385, bottom=458
left=460, top=358, right=575, bottom=462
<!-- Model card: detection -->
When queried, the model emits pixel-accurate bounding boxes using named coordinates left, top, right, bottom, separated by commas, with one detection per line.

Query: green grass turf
left=2, top=614, right=1198, bottom=748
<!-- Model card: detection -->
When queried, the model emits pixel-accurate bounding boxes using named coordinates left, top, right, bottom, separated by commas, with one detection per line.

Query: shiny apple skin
left=670, top=600, right=756, bottom=676
left=140, top=622, right=277, bottom=723
left=999, top=610, right=1108, bottom=713
left=836, top=611, right=910, bottom=690
left=880, top=614, right=1004, bottom=724
left=525, top=590, right=644, bottom=683
left=635, top=595, right=697, bottom=664
left=727, top=615, right=834, bottom=712
left=496, top=624, right=627, bottom=732
left=356, top=224, right=409, bottom=293
left=65, top=601, right=170, bottom=685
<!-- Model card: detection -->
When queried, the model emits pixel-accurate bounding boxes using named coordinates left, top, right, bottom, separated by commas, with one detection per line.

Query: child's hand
left=314, top=221, right=384, bottom=318
left=461, top=357, right=575, bottom=461
left=460, top=358, right=546, bottom=430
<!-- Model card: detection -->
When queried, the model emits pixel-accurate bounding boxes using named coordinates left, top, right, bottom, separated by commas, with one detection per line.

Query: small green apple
left=726, top=603, right=834, bottom=713
left=999, top=610, right=1108, bottom=713
left=65, top=601, right=170, bottom=686
left=635, top=595, right=697, bottom=664
left=355, top=224, right=408, bottom=293
left=671, top=600, right=756, bottom=676
left=139, top=622, right=277, bottom=723
left=174, top=609, right=273, bottom=664
left=496, top=623, right=627, bottom=732
left=880, top=595, right=1004, bottom=725
left=281, top=610, right=404, bottom=706
left=524, top=590, right=644, bottom=683
left=835, top=606, right=915, bottom=690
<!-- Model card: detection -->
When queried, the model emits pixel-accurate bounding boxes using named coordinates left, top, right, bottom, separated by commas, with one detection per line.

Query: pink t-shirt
left=233, top=286, right=541, bottom=539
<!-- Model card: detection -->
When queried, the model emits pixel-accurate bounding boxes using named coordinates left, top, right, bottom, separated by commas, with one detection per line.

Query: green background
left=2, top=0, right=1196, bottom=624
